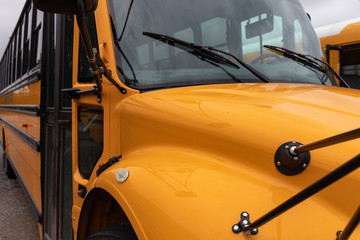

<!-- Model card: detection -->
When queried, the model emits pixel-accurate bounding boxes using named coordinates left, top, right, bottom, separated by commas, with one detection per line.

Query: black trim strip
left=0, top=118, right=40, bottom=152
left=7, top=156, right=42, bottom=223
left=0, top=105, right=40, bottom=116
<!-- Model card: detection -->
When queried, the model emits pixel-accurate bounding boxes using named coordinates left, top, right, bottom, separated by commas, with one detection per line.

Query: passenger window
left=77, top=14, right=98, bottom=83
left=77, top=106, right=103, bottom=179
left=136, top=44, right=150, bottom=67
left=153, top=41, right=169, bottom=62
left=174, top=27, right=194, bottom=55
left=294, top=20, right=304, bottom=52
left=30, top=9, right=43, bottom=69
left=242, top=14, right=283, bottom=60
left=262, top=16, right=283, bottom=47
left=201, top=18, right=227, bottom=50
left=23, top=6, right=32, bottom=74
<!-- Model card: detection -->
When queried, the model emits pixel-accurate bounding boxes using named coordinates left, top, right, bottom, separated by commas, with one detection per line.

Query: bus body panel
left=83, top=83, right=360, bottom=239
left=1, top=0, right=360, bottom=239
left=0, top=111, right=40, bottom=140
left=0, top=79, right=42, bottom=218
left=318, top=19, right=360, bottom=89
left=318, top=18, right=360, bottom=47
left=0, top=81, right=41, bottom=105
left=7, top=130, right=41, bottom=207
left=94, top=146, right=360, bottom=240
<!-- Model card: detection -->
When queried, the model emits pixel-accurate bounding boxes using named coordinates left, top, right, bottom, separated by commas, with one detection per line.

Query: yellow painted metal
left=0, top=81, right=41, bottom=105
left=0, top=79, right=41, bottom=240
left=319, top=21, right=360, bottom=76
left=320, top=21, right=360, bottom=51
left=328, top=50, right=341, bottom=74
left=87, top=81, right=360, bottom=239
left=71, top=2, right=140, bottom=237
left=0, top=81, right=42, bottom=215
left=67, top=1, right=360, bottom=239
left=0, top=111, right=40, bottom=140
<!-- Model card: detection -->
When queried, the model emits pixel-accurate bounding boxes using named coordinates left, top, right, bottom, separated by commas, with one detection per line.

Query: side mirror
left=32, top=0, right=98, bottom=14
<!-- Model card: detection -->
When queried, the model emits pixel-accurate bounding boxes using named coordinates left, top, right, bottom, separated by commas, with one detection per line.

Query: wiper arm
left=206, top=46, right=270, bottom=83
left=143, top=31, right=240, bottom=69
left=305, top=53, right=350, bottom=88
left=265, top=45, right=325, bottom=71
left=264, top=45, right=349, bottom=87
left=143, top=32, right=270, bottom=83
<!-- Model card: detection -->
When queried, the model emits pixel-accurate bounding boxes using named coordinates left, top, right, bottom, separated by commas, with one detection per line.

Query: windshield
left=108, top=0, right=337, bottom=90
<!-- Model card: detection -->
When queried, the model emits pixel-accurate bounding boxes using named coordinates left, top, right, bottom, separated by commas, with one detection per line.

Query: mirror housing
left=32, top=0, right=98, bottom=14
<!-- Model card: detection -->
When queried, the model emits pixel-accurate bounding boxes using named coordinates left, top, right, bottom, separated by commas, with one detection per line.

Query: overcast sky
left=300, top=0, right=360, bottom=27
left=0, top=0, right=25, bottom=58
left=0, top=0, right=360, bottom=57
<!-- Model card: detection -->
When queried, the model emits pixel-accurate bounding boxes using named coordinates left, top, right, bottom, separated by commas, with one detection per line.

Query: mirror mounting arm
left=93, top=49, right=127, bottom=94
left=75, top=0, right=103, bottom=93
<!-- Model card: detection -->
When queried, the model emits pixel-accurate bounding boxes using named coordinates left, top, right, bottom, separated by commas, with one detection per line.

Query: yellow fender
left=82, top=146, right=360, bottom=240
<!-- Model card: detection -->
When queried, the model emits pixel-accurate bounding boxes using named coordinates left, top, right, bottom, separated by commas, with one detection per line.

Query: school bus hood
left=121, top=83, right=360, bottom=155
left=113, top=83, right=360, bottom=239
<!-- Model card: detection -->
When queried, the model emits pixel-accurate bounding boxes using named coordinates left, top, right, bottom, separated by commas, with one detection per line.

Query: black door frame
left=40, top=13, right=74, bottom=240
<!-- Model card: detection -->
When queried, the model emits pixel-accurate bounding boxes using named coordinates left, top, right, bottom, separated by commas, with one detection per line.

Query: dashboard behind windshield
left=108, top=0, right=336, bottom=90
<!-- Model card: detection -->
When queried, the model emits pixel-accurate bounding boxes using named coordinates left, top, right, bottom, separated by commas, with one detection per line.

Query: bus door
left=42, top=14, right=74, bottom=239
left=326, top=44, right=360, bottom=89
left=71, top=13, right=106, bottom=237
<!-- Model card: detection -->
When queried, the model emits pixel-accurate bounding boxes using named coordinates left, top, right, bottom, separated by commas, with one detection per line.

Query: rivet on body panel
left=116, top=168, right=129, bottom=183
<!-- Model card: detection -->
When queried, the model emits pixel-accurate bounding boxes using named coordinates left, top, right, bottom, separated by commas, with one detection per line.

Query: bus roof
left=316, top=17, right=360, bottom=39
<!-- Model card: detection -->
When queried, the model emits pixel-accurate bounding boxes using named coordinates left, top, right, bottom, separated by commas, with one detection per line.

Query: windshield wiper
left=264, top=45, right=349, bottom=87
left=143, top=32, right=270, bottom=83
left=143, top=32, right=239, bottom=69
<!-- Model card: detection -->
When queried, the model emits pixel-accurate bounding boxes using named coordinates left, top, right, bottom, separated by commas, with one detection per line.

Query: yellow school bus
left=0, top=0, right=360, bottom=239
left=318, top=17, right=360, bottom=89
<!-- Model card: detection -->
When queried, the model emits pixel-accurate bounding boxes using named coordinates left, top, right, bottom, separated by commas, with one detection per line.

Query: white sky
left=0, top=0, right=25, bottom=58
left=0, top=0, right=360, bottom=57
left=299, top=0, right=360, bottom=27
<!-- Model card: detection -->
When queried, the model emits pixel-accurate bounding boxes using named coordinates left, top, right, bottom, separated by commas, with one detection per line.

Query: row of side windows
left=0, top=2, right=43, bottom=92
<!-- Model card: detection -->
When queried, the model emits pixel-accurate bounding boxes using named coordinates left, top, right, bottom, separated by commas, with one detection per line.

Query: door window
left=77, top=106, right=103, bottom=179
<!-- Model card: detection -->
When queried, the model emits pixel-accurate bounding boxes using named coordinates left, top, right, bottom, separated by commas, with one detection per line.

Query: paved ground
left=0, top=156, right=40, bottom=240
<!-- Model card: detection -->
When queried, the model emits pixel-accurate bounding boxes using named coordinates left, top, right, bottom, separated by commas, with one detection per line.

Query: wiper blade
left=264, top=45, right=350, bottom=87
left=264, top=45, right=324, bottom=72
left=206, top=46, right=270, bottom=83
left=143, top=32, right=270, bottom=83
left=143, top=31, right=240, bottom=69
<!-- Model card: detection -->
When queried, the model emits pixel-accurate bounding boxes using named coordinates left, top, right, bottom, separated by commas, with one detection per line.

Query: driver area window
left=77, top=106, right=103, bottom=179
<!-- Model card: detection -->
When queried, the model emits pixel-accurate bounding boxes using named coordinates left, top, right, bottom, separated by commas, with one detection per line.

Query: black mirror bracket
left=74, top=0, right=127, bottom=97
left=93, top=48, right=127, bottom=94
left=232, top=212, right=258, bottom=237
left=61, top=86, right=101, bottom=103
left=75, top=0, right=103, bottom=93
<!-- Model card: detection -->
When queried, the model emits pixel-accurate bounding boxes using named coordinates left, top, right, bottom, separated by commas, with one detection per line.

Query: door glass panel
left=47, top=16, right=56, bottom=108
left=340, top=46, right=360, bottom=89
left=78, top=106, right=103, bottom=179
left=61, top=127, right=73, bottom=239
left=77, top=14, right=98, bottom=83
left=62, top=15, right=74, bottom=108
left=45, top=126, right=54, bottom=237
